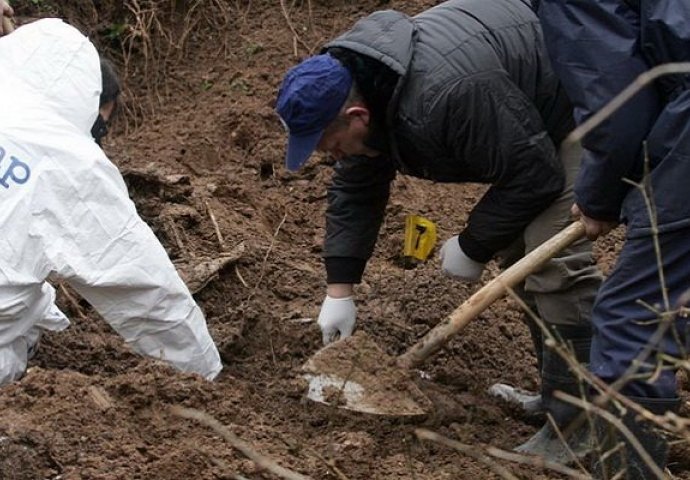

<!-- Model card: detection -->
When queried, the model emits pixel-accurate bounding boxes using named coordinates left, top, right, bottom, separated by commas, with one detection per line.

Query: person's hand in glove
left=318, top=284, right=356, bottom=344
left=439, top=235, right=484, bottom=282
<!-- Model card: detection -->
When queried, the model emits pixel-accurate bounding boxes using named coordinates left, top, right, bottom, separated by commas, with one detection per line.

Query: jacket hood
left=324, top=10, right=415, bottom=76
left=0, top=18, right=100, bottom=135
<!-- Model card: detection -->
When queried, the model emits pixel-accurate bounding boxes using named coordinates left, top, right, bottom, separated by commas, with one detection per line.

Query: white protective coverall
left=0, top=19, right=222, bottom=384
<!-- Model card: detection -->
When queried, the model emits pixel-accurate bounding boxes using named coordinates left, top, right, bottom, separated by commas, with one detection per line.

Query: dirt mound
left=2, top=1, right=686, bottom=479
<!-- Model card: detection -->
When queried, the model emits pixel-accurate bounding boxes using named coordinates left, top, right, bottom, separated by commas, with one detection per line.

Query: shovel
left=302, top=221, right=586, bottom=417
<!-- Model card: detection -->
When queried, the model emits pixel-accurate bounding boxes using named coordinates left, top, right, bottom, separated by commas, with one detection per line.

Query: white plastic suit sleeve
left=47, top=163, right=222, bottom=379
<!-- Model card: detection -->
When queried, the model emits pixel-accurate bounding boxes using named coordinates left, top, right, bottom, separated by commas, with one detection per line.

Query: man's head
left=91, top=56, right=121, bottom=145
left=276, top=54, right=379, bottom=171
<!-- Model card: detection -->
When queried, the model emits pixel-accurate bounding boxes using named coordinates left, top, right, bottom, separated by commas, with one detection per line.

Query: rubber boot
left=593, top=396, right=680, bottom=479
left=488, top=382, right=543, bottom=415
left=488, top=305, right=544, bottom=415
left=514, top=324, right=592, bottom=464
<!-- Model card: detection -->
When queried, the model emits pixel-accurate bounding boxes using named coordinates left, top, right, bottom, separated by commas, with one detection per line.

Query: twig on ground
left=170, top=406, right=312, bottom=480
left=230, top=0, right=252, bottom=26
left=268, top=322, right=277, bottom=367
left=414, top=429, right=519, bottom=480
left=58, top=282, right=88, bottom=321
left=386, top=317, right=415, bottom=333
left=246, top=211, right=287, bottom=303
left=279, top=0, right=314, bottom=55
left=179, top=227, right=197, bottom=259
left=124, top=0, right=159, bottom=112
left=209, top=456, right=231, bottom=469
left=235, top=265, right=248, bottom=288
left=174, top=2, right=202, bottom=61
left=277, top=434, right=351, bottom=480
left=166, top=217, right=188, bottom=258
left=87, top=385, right=113, bottom=411
left=306, top=0, right=314, bottom=32
left=486, top=447, right=590, bottom=480
left=205, top=200, right=225, bottom=249
left=175, top=243, right=244, bottom=294
left=304, top=446, right=351, bottom=480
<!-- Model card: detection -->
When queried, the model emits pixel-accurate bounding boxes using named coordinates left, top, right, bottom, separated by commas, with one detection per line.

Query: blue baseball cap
left=276, top=54, right=352, bottom=171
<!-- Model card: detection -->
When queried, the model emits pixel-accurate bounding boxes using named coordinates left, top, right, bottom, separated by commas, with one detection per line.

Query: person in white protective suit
left=0, top=18, right=223, bottom=384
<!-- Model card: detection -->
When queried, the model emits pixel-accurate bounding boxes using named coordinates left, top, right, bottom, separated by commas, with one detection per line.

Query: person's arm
left=538, top=0, right=660, bottom=222
left=442, top=73, right=565, bottom=264
left=323, top=154, right=396, bottom=283
left=317, top=154, right=395, bottom=344
left=37, top=151, right=222, bottom=379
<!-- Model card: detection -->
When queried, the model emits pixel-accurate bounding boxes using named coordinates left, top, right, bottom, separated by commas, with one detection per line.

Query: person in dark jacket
left=277, top=0, right=602, bottom=460
left=538, top=0, right=690, bottom=477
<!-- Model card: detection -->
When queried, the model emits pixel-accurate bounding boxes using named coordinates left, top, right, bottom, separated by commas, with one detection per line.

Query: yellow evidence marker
left=403, top=215, right=437, bottom=262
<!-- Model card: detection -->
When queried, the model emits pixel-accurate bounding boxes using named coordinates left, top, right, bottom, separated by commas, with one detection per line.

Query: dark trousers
left=590, top=227, right=690, bottom=398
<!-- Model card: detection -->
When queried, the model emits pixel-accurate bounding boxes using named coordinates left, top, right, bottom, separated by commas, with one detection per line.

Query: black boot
left=515, top=324, right=593, bottom=464
left=593, top=396, right=680, bottom=479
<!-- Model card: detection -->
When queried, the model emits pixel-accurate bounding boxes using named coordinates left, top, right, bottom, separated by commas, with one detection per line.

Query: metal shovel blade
left=301, top=223, right=587, bottom=418
left=301, top=332, right=431, bottom=417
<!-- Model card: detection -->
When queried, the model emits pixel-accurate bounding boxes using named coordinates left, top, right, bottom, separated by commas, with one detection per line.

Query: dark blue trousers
left=590, top=228, right=690, bottom=398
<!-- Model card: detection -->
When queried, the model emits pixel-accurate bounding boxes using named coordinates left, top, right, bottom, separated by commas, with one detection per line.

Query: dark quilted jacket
left=323, top=0, right=574, bottom=283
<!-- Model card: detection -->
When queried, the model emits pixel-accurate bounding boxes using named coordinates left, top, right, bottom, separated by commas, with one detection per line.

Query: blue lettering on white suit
left=0, top=146, right=31, bottom=189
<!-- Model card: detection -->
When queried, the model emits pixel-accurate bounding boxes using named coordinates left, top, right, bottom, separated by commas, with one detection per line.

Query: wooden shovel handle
left=397, top=221, right=586, bottom=369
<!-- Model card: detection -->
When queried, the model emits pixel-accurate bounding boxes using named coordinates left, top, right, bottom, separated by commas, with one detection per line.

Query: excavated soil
left=2, top=1, right=689, bottom=479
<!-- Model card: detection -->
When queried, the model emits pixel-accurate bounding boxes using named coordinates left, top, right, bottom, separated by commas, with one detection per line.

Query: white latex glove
left=318, top=295, right=356, bottom=345
left=439, top=235, right=485, bottom=282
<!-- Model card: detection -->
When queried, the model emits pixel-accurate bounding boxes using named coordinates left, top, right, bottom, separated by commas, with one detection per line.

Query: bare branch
left=567, top=62, right=690, bottom=145
left=245, top=211, right=288, bottom=304
left=486, top=447, right=591, bottom=480
left=58, top=282, right=88, bottom=321
left=170, top=406, right=313, bottom=480
left=279, top=0, right=315, bottom=56
left=205, top=200, right=225, bottom=250
left=415, top=429, right=520, bottom=480
left=557, top=392, right=666, bottom=480
left=303, top=446, right=351, bottom=480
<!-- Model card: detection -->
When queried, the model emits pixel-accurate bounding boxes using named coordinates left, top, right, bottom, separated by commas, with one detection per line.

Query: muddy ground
left=1, top=1, right=688, bottom=479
